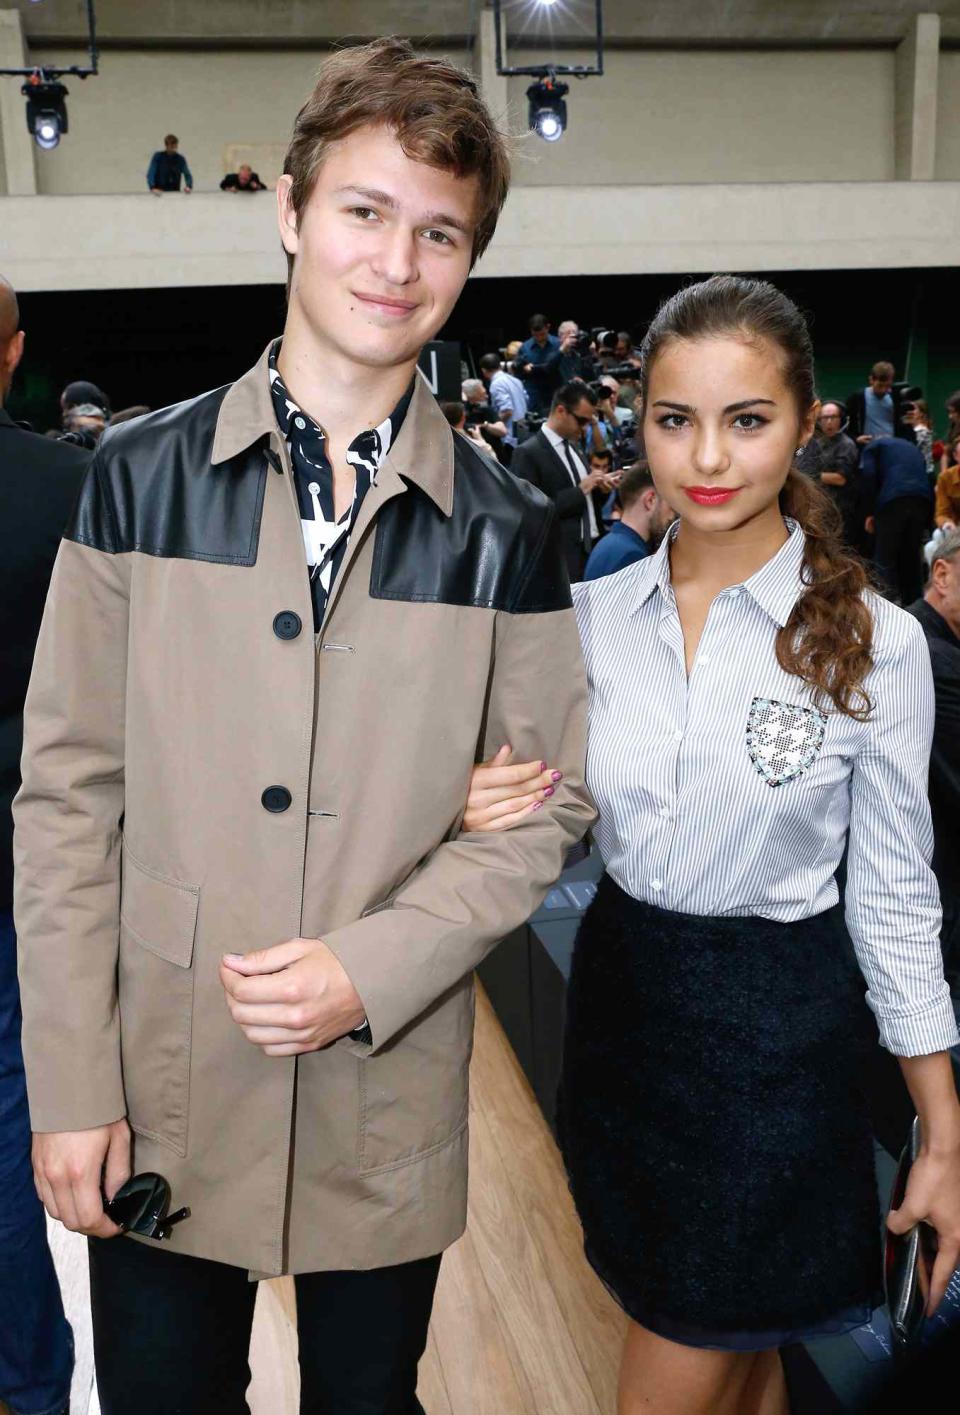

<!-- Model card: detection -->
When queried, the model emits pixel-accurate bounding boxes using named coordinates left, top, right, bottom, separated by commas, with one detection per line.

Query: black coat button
left=261, top=786, right=292, bottom=813
left=273, top=611, right=302, bottom=641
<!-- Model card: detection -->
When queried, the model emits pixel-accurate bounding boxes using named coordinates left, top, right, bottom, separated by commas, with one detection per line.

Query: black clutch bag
left=884, top=1116, right=938, bottom=1352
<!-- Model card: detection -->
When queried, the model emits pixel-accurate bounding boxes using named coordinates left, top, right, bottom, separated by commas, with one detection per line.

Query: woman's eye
left=656, top=413, right=688, bottom=430
left=732, top=413, right=768, bottom=430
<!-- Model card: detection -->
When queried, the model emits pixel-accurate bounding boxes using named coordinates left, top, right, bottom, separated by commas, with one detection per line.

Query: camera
left=464, top=399, right=495, bottom=429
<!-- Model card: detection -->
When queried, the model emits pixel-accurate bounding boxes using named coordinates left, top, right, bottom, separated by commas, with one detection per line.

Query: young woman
left=903, top=397, right=935, bottom=479
left=463, top=276, right=960, bottom=1415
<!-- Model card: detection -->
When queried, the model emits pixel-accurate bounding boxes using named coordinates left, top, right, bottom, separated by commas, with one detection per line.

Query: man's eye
left=423, top=229, right=453, bottom=245
left=351, top=207, right=377, bottom=221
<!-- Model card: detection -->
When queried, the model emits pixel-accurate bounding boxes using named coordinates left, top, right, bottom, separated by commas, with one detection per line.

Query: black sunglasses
left=103, top=1171, right=191, bottom=1242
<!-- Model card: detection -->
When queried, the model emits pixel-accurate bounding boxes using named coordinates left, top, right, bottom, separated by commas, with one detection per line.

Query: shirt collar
left=543, top=422, right=579, bottom=457
left=631, top=517, right=806, bottom=628
left=211, top=340, right=454, bottom=516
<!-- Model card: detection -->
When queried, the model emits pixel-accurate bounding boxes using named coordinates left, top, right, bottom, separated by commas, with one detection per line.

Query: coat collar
left=212, top=342, right=454, bottom=517
left=631, top=517, right=807, bottom=628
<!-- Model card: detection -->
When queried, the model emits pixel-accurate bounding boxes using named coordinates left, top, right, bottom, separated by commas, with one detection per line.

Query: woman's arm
left=889, top=1052, right=960, bottom=1314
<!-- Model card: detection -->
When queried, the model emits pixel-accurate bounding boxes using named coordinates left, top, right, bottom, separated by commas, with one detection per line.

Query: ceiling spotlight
left=22, top=76, right=69, bottom=150
left=527, top=78, right=568, bottom=143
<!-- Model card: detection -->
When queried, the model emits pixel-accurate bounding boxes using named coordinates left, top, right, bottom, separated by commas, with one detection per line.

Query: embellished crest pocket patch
left=746, top=697, right=827, bottom=788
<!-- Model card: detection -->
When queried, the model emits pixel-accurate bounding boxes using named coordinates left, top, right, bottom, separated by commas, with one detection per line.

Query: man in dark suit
left=0, top=275, right=89, bottom=1415
left=907, top=530, right=960, bottom=1011
left=512, top=381, right=610, bottom=582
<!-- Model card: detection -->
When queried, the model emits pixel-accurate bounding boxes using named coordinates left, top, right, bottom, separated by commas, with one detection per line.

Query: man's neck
left=545, top=413, right=567, bottom=438
left=277, top=312, right=418, bottom=449
left=620, top=509, right=650, bottom=542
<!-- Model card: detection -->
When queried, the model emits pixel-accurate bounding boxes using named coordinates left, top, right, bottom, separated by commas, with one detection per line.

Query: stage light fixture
left=527, top=77, right=568, bottom=142
left=22, top=77, right=69, bottom=150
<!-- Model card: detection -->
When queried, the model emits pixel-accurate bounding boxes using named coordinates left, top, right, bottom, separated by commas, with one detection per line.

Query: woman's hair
left=282, top=37, right=510, bottom=286
left=639, top=274, right=874, bottom=719
left=913, top=398, right=932, bottom=428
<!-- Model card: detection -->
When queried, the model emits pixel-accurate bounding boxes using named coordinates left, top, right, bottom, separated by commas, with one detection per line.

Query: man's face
left=818, top=404, right=843, bottom=436
left=614, top=337, right=629, bottom=359
left=933, top=556, right=960, bottom=636
left=649, top=493, right=677, bottom=546
left=238, top=165, right=252, bottom=186
left=557, top=397, right=594, bottom=440
left=165, top=140, right=178, bottom=152
left=532, top=325, right=550, bottom=347
left=589, top=457, right=610, bottom=480
left=559, top=321, right=579, bottom=342
left=869, top=373, right=893, bottom=397
left=278, top=124, right=478, bottom=373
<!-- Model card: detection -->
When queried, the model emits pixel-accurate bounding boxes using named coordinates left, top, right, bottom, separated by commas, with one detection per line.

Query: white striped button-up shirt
left=573, top=519, right=959, bottom=1058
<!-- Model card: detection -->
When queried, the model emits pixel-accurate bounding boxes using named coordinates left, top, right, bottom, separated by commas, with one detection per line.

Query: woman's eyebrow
left=651, top=398, right=777, bottom=414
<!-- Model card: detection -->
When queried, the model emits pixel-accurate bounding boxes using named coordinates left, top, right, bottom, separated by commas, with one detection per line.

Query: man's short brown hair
left=618, top=461, right=655, bottom=511
left=283, top=37, right=510, bottom=280
left=870, top=361, right=894, bottom=381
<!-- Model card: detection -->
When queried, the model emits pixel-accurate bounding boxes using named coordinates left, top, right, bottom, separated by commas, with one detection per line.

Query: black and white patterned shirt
left=268, top=341, right=413, bottom=629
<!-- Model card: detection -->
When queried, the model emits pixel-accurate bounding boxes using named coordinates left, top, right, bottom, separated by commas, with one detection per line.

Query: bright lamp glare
left=35, top=117, right=61, bottom=149
left=537, top=112, right=562, bottom=141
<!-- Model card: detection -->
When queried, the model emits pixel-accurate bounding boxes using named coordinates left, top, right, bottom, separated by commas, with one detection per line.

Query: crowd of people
left=2, top=33, right=960, bottom=1415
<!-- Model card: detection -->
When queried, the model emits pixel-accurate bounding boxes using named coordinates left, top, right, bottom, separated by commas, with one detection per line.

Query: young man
left=517, top=312, right=562, bottom=415
left=15, top=40, right=593, bottom=1414
left=846, top=360, right=917, bottom=447
left=583, top=462, right=675, bottom=581
left=146, top=133, right=193, bottom=193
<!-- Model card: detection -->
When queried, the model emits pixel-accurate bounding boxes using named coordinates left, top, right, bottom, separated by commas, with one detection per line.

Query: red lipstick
left=683, top=486, right=742, bottom=506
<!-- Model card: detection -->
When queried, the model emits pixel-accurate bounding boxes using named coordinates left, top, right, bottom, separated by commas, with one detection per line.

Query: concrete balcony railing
left=2, top=181, right=960, bottom=292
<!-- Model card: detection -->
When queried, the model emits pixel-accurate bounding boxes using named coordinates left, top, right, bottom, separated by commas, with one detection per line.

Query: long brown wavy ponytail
left=639, top=275, right=874, bottom=720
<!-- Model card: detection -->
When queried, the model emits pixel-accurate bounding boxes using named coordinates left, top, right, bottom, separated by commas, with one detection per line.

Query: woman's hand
left=463, top=745, right=562, bottom=833
left=887, top=1146, right=960, bottom=1315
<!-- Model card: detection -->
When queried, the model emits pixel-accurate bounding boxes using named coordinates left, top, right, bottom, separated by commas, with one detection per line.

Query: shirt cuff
left=874, top=989, right=960, bottom=1057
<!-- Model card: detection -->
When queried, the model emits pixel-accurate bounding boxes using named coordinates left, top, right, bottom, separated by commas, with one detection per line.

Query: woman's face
left=642, top=333, right=817, bottom=535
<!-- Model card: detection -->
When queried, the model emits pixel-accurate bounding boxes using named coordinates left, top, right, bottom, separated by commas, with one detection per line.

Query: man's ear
left=276, top=175, right=299, bottom=258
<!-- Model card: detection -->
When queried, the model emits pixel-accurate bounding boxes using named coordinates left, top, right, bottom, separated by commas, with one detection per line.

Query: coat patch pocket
left=746, top=696, right=827, bottom=788
left=118, top=844, right=199, bottom=1155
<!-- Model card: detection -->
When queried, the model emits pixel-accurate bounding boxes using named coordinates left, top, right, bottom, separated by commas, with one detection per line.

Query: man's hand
left=856, top=433, right=873, bottom=446
left=865, top=515, right=876, bottom=535
left=580, top=469, right=610, bottom=495
left=820, top=471, right=846, bottom=487
left=220, top=938, right=366, bottom=1056
left=33, top=1119, right=130, bottom=1238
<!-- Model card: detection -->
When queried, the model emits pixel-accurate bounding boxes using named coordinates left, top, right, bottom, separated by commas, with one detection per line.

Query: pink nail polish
left=540, top=761, right=548, bottom=772
left=551, top=771, right=563, bottom=783
left=543, top=785, right=555, bottom=797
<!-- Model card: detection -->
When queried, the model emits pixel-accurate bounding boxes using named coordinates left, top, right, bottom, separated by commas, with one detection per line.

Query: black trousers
left=88, top=1234, right=441, bottom=1415
left=873, top=495, right=930, bottom=605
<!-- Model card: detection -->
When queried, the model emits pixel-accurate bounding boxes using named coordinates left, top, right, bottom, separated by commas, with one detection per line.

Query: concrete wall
left=23, top=45, right=469, bottom=195
left=23, top=44, right=900, bottom=195
left=935, top=51, right=960, bottom=179
left=3, top=181, right=959, bottom=292
left=509, top=48, right=897, bottom=186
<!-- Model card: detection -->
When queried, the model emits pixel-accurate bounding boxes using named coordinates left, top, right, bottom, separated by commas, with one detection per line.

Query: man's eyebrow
left=333, top=185, right=472, bottom=235
left=651, top=398, right=777, bottom=414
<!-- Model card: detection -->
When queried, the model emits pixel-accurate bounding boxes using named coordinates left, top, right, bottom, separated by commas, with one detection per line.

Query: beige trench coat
left=14, top=344, right=595, bottom=1276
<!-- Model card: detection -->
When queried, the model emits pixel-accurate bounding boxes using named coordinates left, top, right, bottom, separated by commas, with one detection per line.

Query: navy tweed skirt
left=558, top=874, right=884, bottom=1349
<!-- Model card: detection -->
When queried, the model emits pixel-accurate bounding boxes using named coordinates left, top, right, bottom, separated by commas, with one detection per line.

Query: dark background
left=9, top=265, right=960, bottom=437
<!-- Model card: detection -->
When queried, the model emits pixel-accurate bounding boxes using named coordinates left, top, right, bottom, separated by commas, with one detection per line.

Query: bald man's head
left=0, top=276, right=25, bottom=405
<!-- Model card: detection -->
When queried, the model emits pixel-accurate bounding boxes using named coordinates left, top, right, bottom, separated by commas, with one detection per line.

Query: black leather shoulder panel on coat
left=369, top=433, right=572, bottom=613
left=65, top=386, right=267, bottom=565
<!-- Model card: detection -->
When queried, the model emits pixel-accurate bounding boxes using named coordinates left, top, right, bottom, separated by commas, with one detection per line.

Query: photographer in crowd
left=461, top=377, right=508, bottom=458
left=846, top=360, right=917, bottom=447
left=517, top=313, right=562, bottom=414
left=440, top=400, right=502, bottom=464
left=478, top=352, right=528, bottom=464
left=814, top=400, right=861, bottom=548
